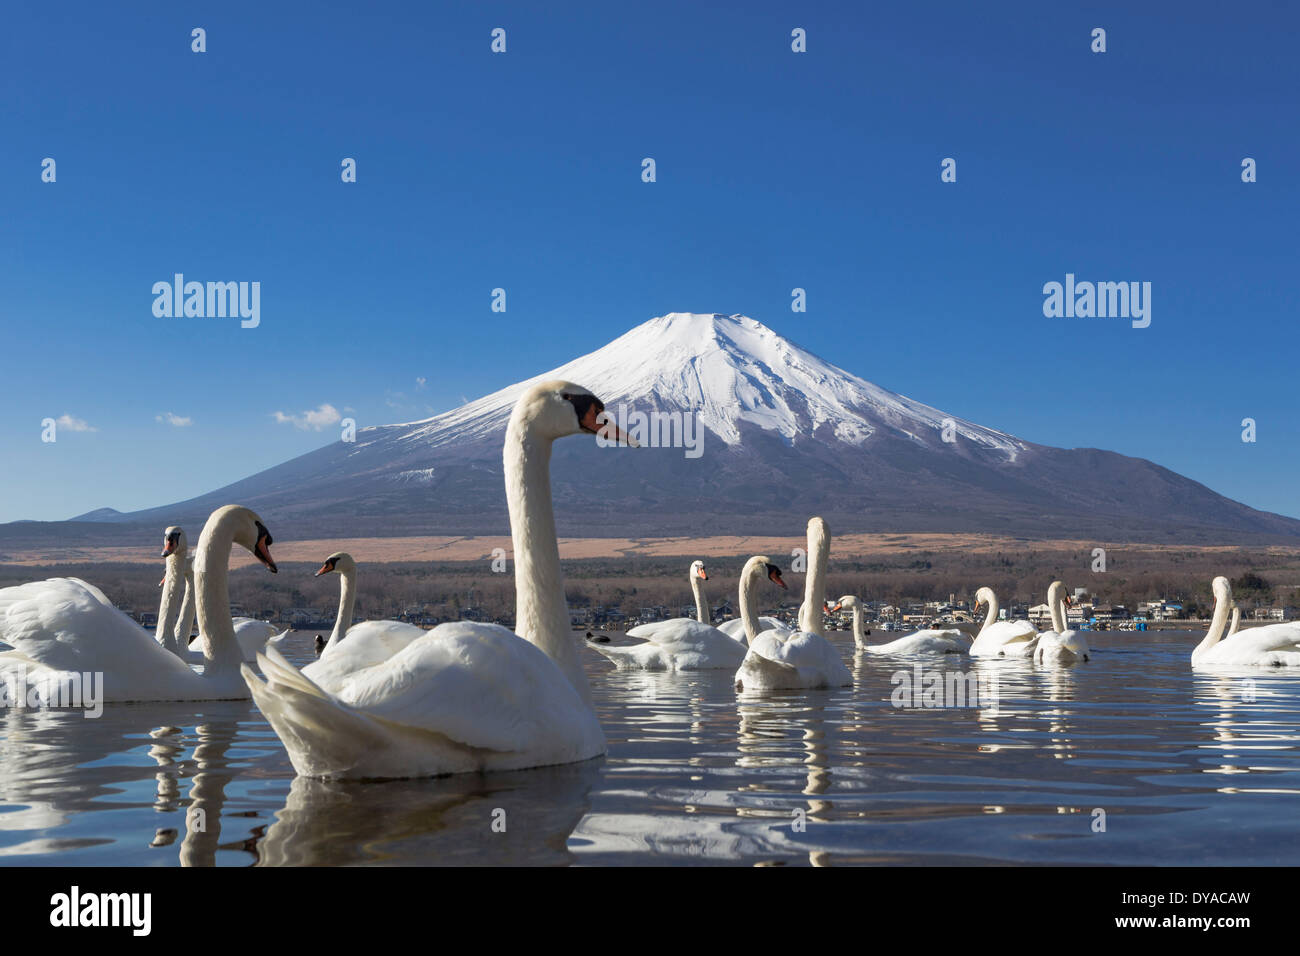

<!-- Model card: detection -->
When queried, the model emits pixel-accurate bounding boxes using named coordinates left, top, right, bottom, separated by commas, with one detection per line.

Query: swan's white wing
left=1202, top=623, right=1300, bottom=666
left=302, top=619, right=426, bottom=692
left=735, top=629, right=851, bottom=690
left=589, top=618, right=745, bottom=670
left=246, top=624, right=605, bottom=778
left=716, top=617, right=783, bottom=645
left=866, top=628, right=969, bottom=655
left=969, top=620, right=1038, bottom=657
left=0, top=578, right=196, bottom=699
left=233, top=619, right=280, bottom=657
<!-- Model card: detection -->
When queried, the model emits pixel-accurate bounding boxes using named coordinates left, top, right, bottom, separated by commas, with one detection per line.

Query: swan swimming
left=830, top=595, right=968, bottom=654
left=733, top=517, right=853, bottom=692
left=589, top=561, right=753, bottom=671
left=1193, top=576, right=1300, bottom=667
left=968, top=586, right=1039, bottom=658
left=298, top=552, right=426, bottom=693
left=243, top=380, right=637, bottom=779
left=1033, top=580, right=1090, bottom=664
left=0, top=505, right=279, bottom=703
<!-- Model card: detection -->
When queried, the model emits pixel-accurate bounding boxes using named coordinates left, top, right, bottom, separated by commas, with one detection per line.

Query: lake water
left=2, top=628, right=1299, bottom=866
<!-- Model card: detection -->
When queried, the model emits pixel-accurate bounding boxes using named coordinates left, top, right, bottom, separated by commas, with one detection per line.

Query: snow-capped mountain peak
left=380, top=313, right=1023, bottom=460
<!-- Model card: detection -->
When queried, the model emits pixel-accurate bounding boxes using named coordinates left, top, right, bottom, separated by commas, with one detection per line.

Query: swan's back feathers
left=245, top=624, right=606, bottom=778
left=1200, top=622, right=1300, bottom=667
left=593, top=618, right=747, bottom=670
left=0, top=578, right=195, bottom=694
left=716, top=616, right=784, bottom=645
left=865, top=628, right=969, bottom=655
left=735, top=629, right=852, bottom=691
left=301, top=620, right=425, bottom=692
left=969, top=620, right=1039, bottom=657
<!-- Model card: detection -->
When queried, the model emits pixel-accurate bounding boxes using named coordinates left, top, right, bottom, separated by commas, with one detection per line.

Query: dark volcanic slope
left=5, top=313, right=1297, bottom=548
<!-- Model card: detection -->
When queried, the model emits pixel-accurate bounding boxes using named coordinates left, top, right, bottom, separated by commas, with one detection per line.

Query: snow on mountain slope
left=378, top=313, right=1021, bottom=458
left=15, top=312, right=1300, bottom=544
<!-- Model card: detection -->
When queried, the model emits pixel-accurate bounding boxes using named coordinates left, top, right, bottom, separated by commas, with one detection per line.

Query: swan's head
left=215, top=505, right=277, bottom=574
left=973, top=586, right=996, bottom=611
left=1047, top=580, right=1070, bottom=606
left=745, top=555, right=787, bottom=589
left=316, top=551, right=356, bottom=577
left=1212, top=575, right=1231, bottom=602
left=830, top=595, right=859, bottom=612
left=161, top=526, right=187, bottom=558
left=514, top=380, right=638, bottom=445
left=691, top=559, right=707, bottom=581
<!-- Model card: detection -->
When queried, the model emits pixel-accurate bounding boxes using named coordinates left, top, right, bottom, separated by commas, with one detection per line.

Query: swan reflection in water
left=255, top=759, right=600, bottom=865
left=571, top=691, right=843, bottom=865
left=0, top=703, right=248, bottom=862
left=1193, top=669, right=1300, bottom=791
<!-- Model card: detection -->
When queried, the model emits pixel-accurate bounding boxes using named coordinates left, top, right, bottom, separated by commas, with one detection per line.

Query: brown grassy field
left=3, top=534, right=1299, bottom=625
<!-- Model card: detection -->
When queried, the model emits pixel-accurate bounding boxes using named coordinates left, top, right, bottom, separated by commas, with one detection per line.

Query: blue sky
left=1, top=1, right=1297, bottom=523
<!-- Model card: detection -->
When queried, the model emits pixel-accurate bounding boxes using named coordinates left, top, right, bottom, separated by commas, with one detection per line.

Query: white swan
left=830, top=595, right=967, bottom=654
left=298, top=552, right=425, bottom=693
left=243, top=380, right=635, bottom=779
left=155, top=526, right=190, bottom=655
left=1193, top=576, right=1300, bottom=667
left=171, top=556, right=284, bottom=664
left=589, top=560, right=751, bottom=671
left=968, top=586, right=1039, bottom=657
left=0, top=505, right=279, bottom=702
left=1033, top=580, right=1090, bottom=664
left=734, top=518, right=853, bottom=692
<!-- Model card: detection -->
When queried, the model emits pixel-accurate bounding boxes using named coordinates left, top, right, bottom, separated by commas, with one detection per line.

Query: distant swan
left=1193, top=576, right=1300, bottom=667
left=830, top=595, right=967, bottom=654
left=734, top=518, right=853, bottom=692
left=968, top=586, right=1038, bottom=657
left=0, top=505, right=279, bottom=703
left=243, top=380, right=634, bottom=779
left=1033, top=580, right=1090, bottom=664
left=589, top=561, right=751, bottom=671
left=299, top=552, right=425, bottom=693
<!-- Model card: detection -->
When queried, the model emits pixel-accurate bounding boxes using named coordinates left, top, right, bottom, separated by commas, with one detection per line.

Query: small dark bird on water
left=314, top=634, right=327, bottom=656
left=586, top=630, right=610, bottom=644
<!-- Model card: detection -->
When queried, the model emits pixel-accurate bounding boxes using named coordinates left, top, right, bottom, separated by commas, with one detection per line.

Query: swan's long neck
left=329, top=566, right=357, bottom=647
left=1049, top=585, right=1066, bottom=632
left=193, top=515, right=245, bottom=676
left=174, top=560, right=196, bottom=651
left=156, top=552, right=186, bottom=654
left=1228, top=606, right=1241, bottom=637
left=981, top=593, right=999, bottom=633
left=739, top=561, right=764, bottom=643
left=850, top=602, right=866, bottom=648
left=1192, top=587, right=1231, bottom=664
left=505, top=420, right=590, bottom=705
left=691, top=571, right=708, bottom=625
left=804, top=521, right=829, bottom=636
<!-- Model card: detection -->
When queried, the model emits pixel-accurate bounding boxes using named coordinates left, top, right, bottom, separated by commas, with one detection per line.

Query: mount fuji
left=19, top=313, right=1300, bottom=544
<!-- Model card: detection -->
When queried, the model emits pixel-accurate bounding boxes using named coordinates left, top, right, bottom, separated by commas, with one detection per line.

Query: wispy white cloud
left=415, top=376, right=427, bottom=390
left=155, top=412, right=193, bottom=427
left=55, top=414, right=96, bottom=433
left=272, top=403, right=341, bottom=431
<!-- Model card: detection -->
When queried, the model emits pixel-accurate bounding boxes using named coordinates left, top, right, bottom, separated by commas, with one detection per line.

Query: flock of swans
left=1, top=379, right=1299, bottom=782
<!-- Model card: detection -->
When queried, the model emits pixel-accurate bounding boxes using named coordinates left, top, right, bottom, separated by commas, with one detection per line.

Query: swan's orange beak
left=158, top=576, right=165, bottom=588
left=1065, top=596, right=1073, bottom=607
left=697, top=568, right=708, bottom=580
left=315, top=562, right=333, bottom=577
left=590, top=408, right=639, bottom=447
left=161, top=540, right=176, bottom=557
left=255, top=537, right=277, bottom=573
left=768, top=568, right=787, bottom=589
left=829, top=603, right=843, bottom=613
